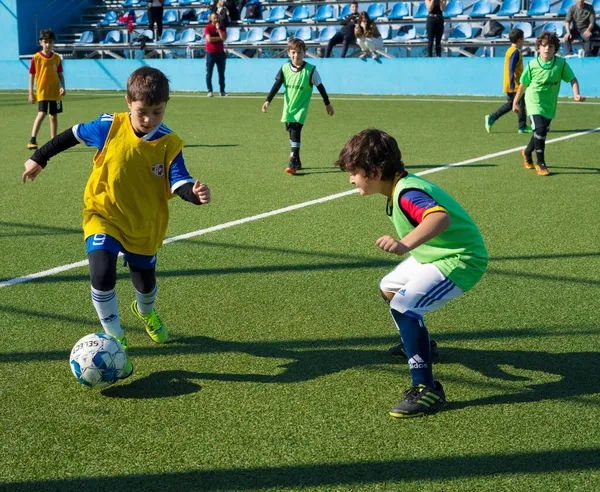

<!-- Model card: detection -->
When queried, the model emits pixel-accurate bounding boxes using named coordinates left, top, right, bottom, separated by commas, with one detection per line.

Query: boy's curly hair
left=536, top=31, right=560, bottom=52
left=126, top=67, right=170, bottom=106
left=335, top=129, right=405, bottom=181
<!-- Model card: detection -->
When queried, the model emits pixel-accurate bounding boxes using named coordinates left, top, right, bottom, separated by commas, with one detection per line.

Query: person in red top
left=28, top=29, right=66, bottom=150
left=204, top=13, right=228, bottom=97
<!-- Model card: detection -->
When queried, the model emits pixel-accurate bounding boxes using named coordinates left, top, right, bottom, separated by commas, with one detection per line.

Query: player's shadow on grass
left=544, top=165, right=600, bottom=174
left=183, top=144, right=240, bottom=148
left=404, top=164, right=496, bottom=169
left=102, top=370, right=202, bottom=399
left=0, top=220, right=80, bottom=238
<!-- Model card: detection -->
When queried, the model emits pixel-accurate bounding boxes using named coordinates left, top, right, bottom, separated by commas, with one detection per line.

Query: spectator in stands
left=354, top=11, right=383, bottom=59
left=563, top=0, right=598, bottom=57
left=213, top=0, right=231, bottom=27
left=147, top=0, right=165, bottom=39
left=425, top=0, right=446, bottom=57
left=325, top=1, right=359, bottom=58
left=27, top=29, right=66, bottom=150
left=225, top=0, right=240, bottom=23
left=204, top=13, right=228, bottom=97
left=484, top=28, right=531, bottom=134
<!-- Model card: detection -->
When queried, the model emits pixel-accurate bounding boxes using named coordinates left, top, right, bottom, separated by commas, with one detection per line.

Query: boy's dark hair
left=335, top=129, right=405, bottom=181
left=39, top=29, right=55, bottom=41
left=287, top=38, right=306, bottom=52
left=536, top=31, right=560, bottom=52
left=509, top=28, right=524, bottom=44
left=350, top=1, right=358, bottom=6
left=126, top=67, right=170, bottom=105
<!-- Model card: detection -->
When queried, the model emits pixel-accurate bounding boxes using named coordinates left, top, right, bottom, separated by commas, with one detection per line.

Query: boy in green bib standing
left=335, top=129, right=488, bottom=418
left=262, top=38, right=334, bottom=175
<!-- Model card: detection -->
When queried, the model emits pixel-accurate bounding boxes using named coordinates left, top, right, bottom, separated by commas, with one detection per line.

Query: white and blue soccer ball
left=69, top=333, right=127, bottom=389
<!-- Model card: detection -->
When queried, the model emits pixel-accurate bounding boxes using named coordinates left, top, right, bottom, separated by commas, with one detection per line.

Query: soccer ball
left=69, top=333, right=127, bottom=389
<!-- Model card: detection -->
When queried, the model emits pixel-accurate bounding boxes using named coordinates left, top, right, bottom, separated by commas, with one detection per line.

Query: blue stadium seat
left=247, top=27, right=265, bottom=42
left=314, top=4, right=335, bottom=21
left=157, top=28, right=177, bottom=44
left=378, top=24, right=391, bottom=39
left=444, top=0, right=464, bottom=17
left=388, top=3, right=410, bottom=20
left=179, top=0, right=194, bottom=5
left=99, top=11, right=118, bottom=26
left=175, top=28, right=197, bottom=44
left=268, top=26, right=288, bottom=43
left=135, top=29, right=154, bottom=41
left=448, top=23, right=473, bottom=39
left=180, top=9, right=197, bottom=24
left=469, top=0, right=493, bottom=17
left=290, top=5, right=310, bottom=22
left=163, top=0, right=173, bottom=5
left=268, top=6, right=287, bottom=22
left=338, top=4, right=351, bottom=20
left=367, top=3, right=385, bottom=20
left=512, top=21, right=533, bottom=38
left=414, top=3, right=429, bottom=18
left=496, top=0, right=520, bottom=16
left=393, top=25, right=416, bottom=40
left=122, top=0, right=146, bottom=7
left=198, top=9, right=211, bottom=23
left=101, top=30, right=121, bottom=44
left=294, top=26, right=313, bottom=41
left=163, top=9, right=178, bottom=24
left=137, top=10, right=148, bottom=25
left=594, top=0, right=600, bottom=14
left=557, top=0, right=576, bottom=15
left=318, top=26, right=338, bottom=42
left=542, top=21, right=565, bottom=37
left=227, top=27, right=242, bottom=42
left=75, top=31, right=94, bottom=45
left=526, top=0, right=550, bottom=15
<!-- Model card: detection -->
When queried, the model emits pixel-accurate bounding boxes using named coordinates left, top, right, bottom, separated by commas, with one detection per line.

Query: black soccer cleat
left=389, top=381, right=447, bottom=418
left=389, top=339, right=439, bottom=362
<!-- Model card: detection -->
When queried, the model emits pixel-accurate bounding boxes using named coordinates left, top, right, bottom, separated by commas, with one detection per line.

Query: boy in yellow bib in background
left=22, top=67, right=211, bottom=380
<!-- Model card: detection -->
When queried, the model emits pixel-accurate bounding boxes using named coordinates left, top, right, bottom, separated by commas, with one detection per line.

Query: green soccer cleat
left=116, top=335, right=134, bottom=379
left=518, top=126, right=533, bottom=134
left=484, top=114, right=494, bottom=134
left=131, top=301, right=169, bottom=344
left=389, top=382, right=447, bottom=418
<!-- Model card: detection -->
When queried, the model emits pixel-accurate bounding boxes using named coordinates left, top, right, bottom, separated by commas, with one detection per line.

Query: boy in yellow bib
left=22, top=67, right=211, bottom=380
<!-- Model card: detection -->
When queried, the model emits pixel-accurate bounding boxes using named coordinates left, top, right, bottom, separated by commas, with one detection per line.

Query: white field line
left=1, top=127, right=599, bottom=289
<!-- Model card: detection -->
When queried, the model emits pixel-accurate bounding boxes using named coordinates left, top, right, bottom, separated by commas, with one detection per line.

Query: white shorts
left=380, top=256, right=464, bottom=319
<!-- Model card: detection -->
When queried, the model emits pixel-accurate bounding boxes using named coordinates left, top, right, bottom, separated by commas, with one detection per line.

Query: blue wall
left=1, top=57, right=599, bottom=96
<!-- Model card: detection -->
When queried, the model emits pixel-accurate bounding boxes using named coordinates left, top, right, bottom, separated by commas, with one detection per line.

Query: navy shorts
left=38, top=100, right=63, bottom=115
left=85, top=233, right=157, bottom=270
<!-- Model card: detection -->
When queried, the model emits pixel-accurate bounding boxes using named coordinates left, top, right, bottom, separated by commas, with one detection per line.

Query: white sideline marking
left=2, top=127, right=599, bottom=289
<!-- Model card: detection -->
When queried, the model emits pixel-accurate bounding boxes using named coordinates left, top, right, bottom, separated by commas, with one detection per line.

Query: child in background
left=262, top=38, right=334, bottom=175
left=335, top=129, right=488, bottom=418
left=485, top=28, right=531, bottom=134
left=513, top=31, right=586, bottom=176
left=27, top=29, right=65, bottom=150
left=22, top=67, right=211, bottom=379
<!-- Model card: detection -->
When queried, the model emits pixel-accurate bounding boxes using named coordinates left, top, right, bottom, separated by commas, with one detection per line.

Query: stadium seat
left=163, top=0, right=173, bottom=5
left=295, top=26, right=313, bottom=41
left=542, top=21, right=565, bottom=37
left=414, top=3, right=429, bottom=18
left=137, top=10, right=148, bottom=25
left=469, top=0, right=493, bottom=17
left=175, top=28, right=197, bottom=44
left=526, top=0, right=550, bottom=16
left=198, top=9, right=211, bottom=23
left=444, top=0, right=464, bottom=17
left=318, top=26, right=339, bottom=42
left=512, top=21, right=533, bottom=38
left=75, top=30, right=94, bottom=45
left=388, top=3, right=410, bottom=20
left=247, top=27, right=265, bottom=42
left=122, top=0, right=146, bottom=7
left=557, top=0, right=576, bottom=15
left=367, top=3, right=385, bottom=20
left=179, top=9, right=197, bottom=24
left=268, top=26, right=288, bottom=43
left=157, top=28, right=177, bottom=44
left=448, top=23, right=473, bottom=39
left=314, top=4, right=335, bottom=21
left=163, top=9, right=178, bottom=24
left=593, top=0, right=600, bottom=14
left=100, top=30, right=121, bottom=44
left=135, top=29, right=154, bottom=41
left=393, top=25, right=416, bottom=40
left=378, top=24, right=391, bottom=39
left=338, top=4, right=351, bottom=20
left=179, top=0, right=194, bottom=5
left=226, top=27, right=242, bottom=43
left=99, top=11, right=118, bottom=26
left=290, top=5, right=310, bottom=22
left=268, top=6, right=287, bottom=22
left=496, top=0, right=520, bottom=16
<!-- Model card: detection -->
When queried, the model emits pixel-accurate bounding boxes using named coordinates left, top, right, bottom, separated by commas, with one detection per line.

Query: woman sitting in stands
left=354, top=11, right=383, bottom=60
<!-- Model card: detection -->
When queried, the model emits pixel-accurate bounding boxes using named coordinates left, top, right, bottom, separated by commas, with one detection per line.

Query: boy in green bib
left=335, top=129, right=488, bottom=418
left=262, top=38, right=334, bottom=175
left=512, top=31, right=586, bottom=176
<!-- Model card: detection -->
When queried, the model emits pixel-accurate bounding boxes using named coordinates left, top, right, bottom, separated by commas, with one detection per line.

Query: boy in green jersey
left=512, top=31, right=586, bottom=176
left=262, top=38, right=334, bottom=175
left=335, top=129, right=488, bottom=418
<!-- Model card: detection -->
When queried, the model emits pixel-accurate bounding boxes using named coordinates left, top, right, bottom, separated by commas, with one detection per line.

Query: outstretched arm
left=22, top=128, right=80, bottom=183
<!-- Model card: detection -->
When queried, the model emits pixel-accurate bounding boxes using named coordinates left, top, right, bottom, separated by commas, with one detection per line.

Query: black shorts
left=38, top=100, right=63, bottom=115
